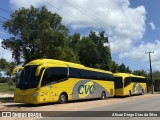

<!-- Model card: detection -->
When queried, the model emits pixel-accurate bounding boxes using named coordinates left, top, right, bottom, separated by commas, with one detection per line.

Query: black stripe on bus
left=69, top=68, right=114, bottom=81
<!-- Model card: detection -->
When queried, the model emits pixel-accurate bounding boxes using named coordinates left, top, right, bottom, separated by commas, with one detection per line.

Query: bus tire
left=58, top=93, right=67, bottom=104
left=128, top=91, right=131, bottom=97
left=101, top=91, right=106, bottom=99
left=141, top=89, right=144, bottom=95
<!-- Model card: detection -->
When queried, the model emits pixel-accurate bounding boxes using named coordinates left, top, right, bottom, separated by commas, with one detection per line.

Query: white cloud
left=148, top=22, right=156, bottom=30
left=119, top=40, right=160, bottom=70
left=9, top=0, right=42, bottom=9
left=0, top=39, right=13, bottom=62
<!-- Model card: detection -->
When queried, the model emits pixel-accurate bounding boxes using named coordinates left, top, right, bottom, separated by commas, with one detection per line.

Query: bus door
left=114, top=77, right=123, bottom=96
left=40, top=67, right=68, bottom=102
left=124, top=77, right=131, bottom=95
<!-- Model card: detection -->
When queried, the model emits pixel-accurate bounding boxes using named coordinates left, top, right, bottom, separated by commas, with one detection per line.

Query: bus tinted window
left=69, top=68, right=82, bottom=78
left=131, top=77, right=146, bottom=83
left=16, top=65, right=41, bottom=90
left=69, top=68, right=114, bottom=81
left=114, top=77, right=123, bottom=89
left=41, top=67, right=67, bottom=86
left=124, top=77, right=131, bottom=87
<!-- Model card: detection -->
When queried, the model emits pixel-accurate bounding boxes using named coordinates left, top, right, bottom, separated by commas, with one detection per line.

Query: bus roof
left=25, top=59, right=84, bottom=68
left=114, top=73, right=145, bottom=78
left=131, top=74, right=145, bottom=79
left=25, top=59, right=113, bottom=74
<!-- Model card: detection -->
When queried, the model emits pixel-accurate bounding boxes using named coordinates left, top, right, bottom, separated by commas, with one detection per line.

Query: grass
left=0, top=83, right=16, bottom=94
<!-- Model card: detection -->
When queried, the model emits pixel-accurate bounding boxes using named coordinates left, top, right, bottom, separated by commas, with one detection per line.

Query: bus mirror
left=35, top=66, right=43, bottom=76
left=11, top=67, right=24, bottom=76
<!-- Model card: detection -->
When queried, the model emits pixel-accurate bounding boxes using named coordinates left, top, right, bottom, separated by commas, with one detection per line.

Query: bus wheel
left=128, top=91, right=131, bottom=97
left=141, top=89, right=144, bottom=95
left=101, top=91, right=106, bottom=99
left=58, top=93, right=67, bottom=104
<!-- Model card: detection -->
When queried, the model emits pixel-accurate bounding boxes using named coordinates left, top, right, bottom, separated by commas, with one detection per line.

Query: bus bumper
left=14, top=93, right=40, bottom=104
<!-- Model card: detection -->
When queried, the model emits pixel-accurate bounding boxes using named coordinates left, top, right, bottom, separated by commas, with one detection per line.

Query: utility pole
left=145, top=51, right=154, bottom=94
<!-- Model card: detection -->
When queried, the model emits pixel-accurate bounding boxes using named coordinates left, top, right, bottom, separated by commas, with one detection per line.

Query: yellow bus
left=13, top=59, right=115, bottom=104
left=114, top=73, right=147, bottom=96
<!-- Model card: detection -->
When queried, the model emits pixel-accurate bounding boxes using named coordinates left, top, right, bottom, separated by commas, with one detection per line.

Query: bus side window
left=124, top=77, right=131, bottom=87
left=41, top=67, right=67, bottom=86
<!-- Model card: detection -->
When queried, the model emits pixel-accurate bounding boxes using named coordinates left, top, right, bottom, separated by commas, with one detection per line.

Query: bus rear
left=114, top=73, right=147, bottom=96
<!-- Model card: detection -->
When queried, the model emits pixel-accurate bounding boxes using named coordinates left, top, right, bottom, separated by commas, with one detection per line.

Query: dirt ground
left=0, top=93, right=14, bottom=98
left=0, top=94, right=159, bottom=111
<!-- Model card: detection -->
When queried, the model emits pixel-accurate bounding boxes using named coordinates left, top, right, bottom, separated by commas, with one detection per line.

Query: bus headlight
left=32, top=93, right=38, bottom=97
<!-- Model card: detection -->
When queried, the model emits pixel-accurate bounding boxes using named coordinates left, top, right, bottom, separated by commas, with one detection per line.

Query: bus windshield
left=16, top=65, right=42, bottom=90
left=114, top=77, right=123, bottom=89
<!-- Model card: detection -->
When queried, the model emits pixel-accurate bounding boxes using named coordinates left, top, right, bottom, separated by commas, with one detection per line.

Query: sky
left=0, top=0, right=160, bottom=71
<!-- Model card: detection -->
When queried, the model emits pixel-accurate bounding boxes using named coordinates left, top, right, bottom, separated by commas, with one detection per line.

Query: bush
left=0, top=77, right=8, bottom=83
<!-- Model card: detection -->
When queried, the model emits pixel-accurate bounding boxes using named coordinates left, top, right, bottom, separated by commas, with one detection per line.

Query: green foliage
left=0, top=58, right=16, bottom=76
left=115, top=63, right=131, bottom=73
left=152, top=71, right=160, bottom=80
left=132, top=70, right=148, bottom=77
left=2, top=6, right=79, bottom=64
left=0, top=83, right=15, bottom=93
left=79, top=36, right=100, bottom=68
left=89, top=31, right=112, bottom=70
left=152, top=71, right=160, bottom=89
left=0, top=77, right=8, bottom=83
left=111, top=61, right=118, bottom=73
left=0, top=58, right=9, bottom=70
left=69, top=33, right=81, bottom=53
left=76, top=31, right=112, bottom=71
left=0, top=72, right=1, bottom=78
left=118, top=63, right=126, bottom=73
left=0, top=58, right=17, bottom=91
left=154, top=80, right=160, bottom=87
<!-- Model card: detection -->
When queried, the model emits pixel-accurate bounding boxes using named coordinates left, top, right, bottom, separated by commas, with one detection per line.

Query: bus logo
left=78, top=84, right=95, bottom=94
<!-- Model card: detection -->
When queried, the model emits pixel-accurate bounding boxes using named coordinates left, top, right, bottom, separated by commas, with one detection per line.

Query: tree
left=111, top=61, right=118, bottom=73
left=0, top=72, right=1, bottom=77
left=2, top=6, right=79, bottom=64
left=116, top=63, right=131, bottom=73
left=0, top=58, right=16, bottom=77
left=126, top=66, right=132, bottom=73
left=132, top=70, right=148, bottom=76
left=76, top=31, right=112, bottom=70
left=0, top=58, right=8, bottom=82
left=89, top=31, right=112, bottom=70
left=79, top=36, right=100, bottom=68
left=118, top=63, right=126, bottom=73
left=152, top=71, right=160, bottom=90
left=0, top=58, right=9, bottom=70
left=69, top=33, right=81, bottom=54
left=0, top=58, right=16, bottom=89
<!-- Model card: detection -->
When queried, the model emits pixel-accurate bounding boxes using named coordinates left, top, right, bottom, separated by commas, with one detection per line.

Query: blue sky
left=131, top=0, right=160, bottom=43
left=0, top=0, right=160, bottom=71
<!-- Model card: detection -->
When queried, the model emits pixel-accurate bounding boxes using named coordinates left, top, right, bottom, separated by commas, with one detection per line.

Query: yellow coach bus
left=13, top=59, right=114, bottom=104
left=114, top=73, right=147, bottom=96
